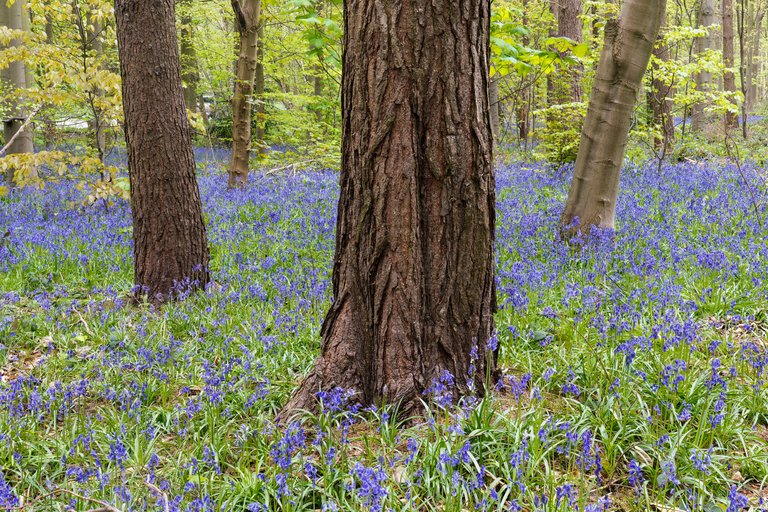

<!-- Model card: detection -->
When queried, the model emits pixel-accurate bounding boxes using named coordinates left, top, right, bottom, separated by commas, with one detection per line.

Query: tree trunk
left=737, top=0, right=749, bottom=138
left=179, top=0, right=199, bottom=115
left=281, top=0, right=496, bottom=418
left=747, top=4, right=764, bottom=110
left=88, top=18, right=107, bottom=162
left=0, top=0, right=34, bottom=185
left=115, top=0, right=210, bottom=302
left=692, top=0, right=716, bottom=132
left=254, top=21, right=265, bottom=156
left=648, top=10, right=674, bottom=153
left=724, top=0, right=740, bottom=130
left=489, top=76, right=500, bottom=143
left=561, top=0, right=666, bottom=234
left=558, top=0, right=583, bottom=102
left=228, top=0, right=260, bottom=189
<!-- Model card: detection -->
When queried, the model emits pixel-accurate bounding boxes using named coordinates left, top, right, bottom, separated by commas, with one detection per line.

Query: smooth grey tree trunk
left=561, top=0, right=666, bottom=234
left=692, top=0, right=716, bottom=132
left=1, top=0, right=34, bottom=184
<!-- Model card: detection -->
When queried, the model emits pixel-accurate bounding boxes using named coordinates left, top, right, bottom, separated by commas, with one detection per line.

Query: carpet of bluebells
left=2, top=150, right=768, bottom=511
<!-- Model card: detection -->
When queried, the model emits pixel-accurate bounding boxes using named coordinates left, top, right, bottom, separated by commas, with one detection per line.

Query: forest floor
left=1, top=154, right=768, bottom=511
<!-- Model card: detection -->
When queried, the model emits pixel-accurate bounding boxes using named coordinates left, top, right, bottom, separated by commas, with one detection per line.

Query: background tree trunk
left=0, top=0, right=34, bottom=185
left=228, top=0, right=260, bottom=189
left=282, top=0, right=496, bottom=417
left=179, top=0, right=200, bottom=116
left=115, top=0, right=210, bottom=302
left=724, top=0, right=740, bottom=130
left=561, top=0, right=666, bottom=234
left=692, top=0, right=716, bottom=132
left=254, top=21, right=266, bottom=156
left=558, top=0, right=583, bottom=102
left=648, top=10, right=674, bottom=153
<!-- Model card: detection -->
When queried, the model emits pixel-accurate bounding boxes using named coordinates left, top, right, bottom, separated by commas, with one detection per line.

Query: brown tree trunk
left=281, top=0, right=496, bottom=418
left=692, top=0, right=716, bottom=132
left=737, top=0, right=749, bottom=138
left=648, top=10, right=674, bottom=153
left=115, top=0, right=210, bottom=302
left=747, top=4, right=764, bottom=110
left=489, top=76, right=500, bottom=143
left=558, top=0, right=583, bottom=102
left=561, top=0, right=666, bottom=234
left=228, top=0, right=260, bottom=189
left=1, top=0, right=34, bottom=184
left=724, top=0, right=740, bottom=130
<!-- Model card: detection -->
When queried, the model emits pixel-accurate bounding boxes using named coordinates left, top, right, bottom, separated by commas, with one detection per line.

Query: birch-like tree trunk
left=692, top=0, right=716, bottom=132
left=561, top=0, right=666, bottom=234
left=0, top=0, right=34, bottom=184
left=228, top=0, right=260, bottom=189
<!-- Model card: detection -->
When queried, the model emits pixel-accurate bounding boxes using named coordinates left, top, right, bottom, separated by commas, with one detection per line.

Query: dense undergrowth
left=1, top=150, right=768, bottom=511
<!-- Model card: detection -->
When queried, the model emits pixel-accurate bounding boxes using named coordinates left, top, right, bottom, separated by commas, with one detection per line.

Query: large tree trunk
left=115, top=0, right=210, bottom=302
left=724, top=0, right=740, bottom=130
left=0, top=0, right=34, bottom=185
left=647, top=10, right=674, bottom=153
left=281, top=0, right=496, bottom=418
left=227, top=0, right=260, bottom=189
left=561, top=0, right=666, bottom=234
left=692, top=0, right=716, bottom=132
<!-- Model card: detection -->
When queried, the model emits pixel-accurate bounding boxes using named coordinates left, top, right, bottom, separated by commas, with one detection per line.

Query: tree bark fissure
left=282, top=0, right=496, bottom=418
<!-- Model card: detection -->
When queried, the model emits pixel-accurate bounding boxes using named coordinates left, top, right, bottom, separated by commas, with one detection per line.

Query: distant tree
left=115, top=0, right=210, bottom=302
left=281, top=0, right=496, bottom=417
left=692, top=0, right=716, bottom=133
left=561, top=0, right=666, bottom=234
left=723, top=0, right=740, bottom=130
left=647, top=10, right=674, bottom=154
left=228, top=0, right=261, bottom=189
left=0, top=0, right=34, bottom=185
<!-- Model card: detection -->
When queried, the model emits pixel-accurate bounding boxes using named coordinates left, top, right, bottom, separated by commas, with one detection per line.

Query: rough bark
left=227, top=0, right=260, bottom=189
left=0, top=0, right=34, bottom=184
left=723, top=0, right=740, bottom=130
left=648, top=10, right=674, bottom=152
left=281, top=0, right=496, bottom=418
left=561, top=0, right=666, bottom=234
left=115, top=0, right=210, bottom=302
left=692, top=0, right=716, bottom=132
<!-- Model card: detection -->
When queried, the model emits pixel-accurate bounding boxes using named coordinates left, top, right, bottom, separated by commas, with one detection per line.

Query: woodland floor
left=1, top=152, right=768, bottom=511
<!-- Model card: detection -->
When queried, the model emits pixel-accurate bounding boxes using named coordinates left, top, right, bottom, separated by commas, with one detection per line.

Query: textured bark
left=115, top=0, right=210, bottom=302
left=489, top=76, right=500, bottom=142
left=282, top=0, right=496, bottom=418
left=647, top=10, right=674, bottom=152
left=227, top=0, right=260, bottom=189
left=0, top=0, right=33, bottom=184
left=692, top=0, right=716, bottom=132
left=723, top=0, right=740, bottom=130
left=561, top=0, right=666, bottom=234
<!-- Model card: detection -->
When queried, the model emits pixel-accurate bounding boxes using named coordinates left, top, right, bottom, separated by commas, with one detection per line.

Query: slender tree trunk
left=692, top=0, right=716, bottom=132
left=747, top=5, right=764, bottom=110
left=281, top=0, right=496, bottom=417
left=648, top=10, right=674, bottom=152
left=179, top=0, right=199, bottom=115
left=115, top=0, right=210, bottom=302
left=489, top=76, right=500, bottom=143
left=0, top=0, right=34, bottom=184
left=558, top=0, right=583, bottom=102
left=737, top=0, right=749, bottom=138
left=89, top=18, right=107, bottom=162
left=561, top=0, right=666, bottom=234
left=254, top=21, right=266, bottom=156
left=228, top=0, right=260, bottom=189
left=724, top=0, right=740, bottom=130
